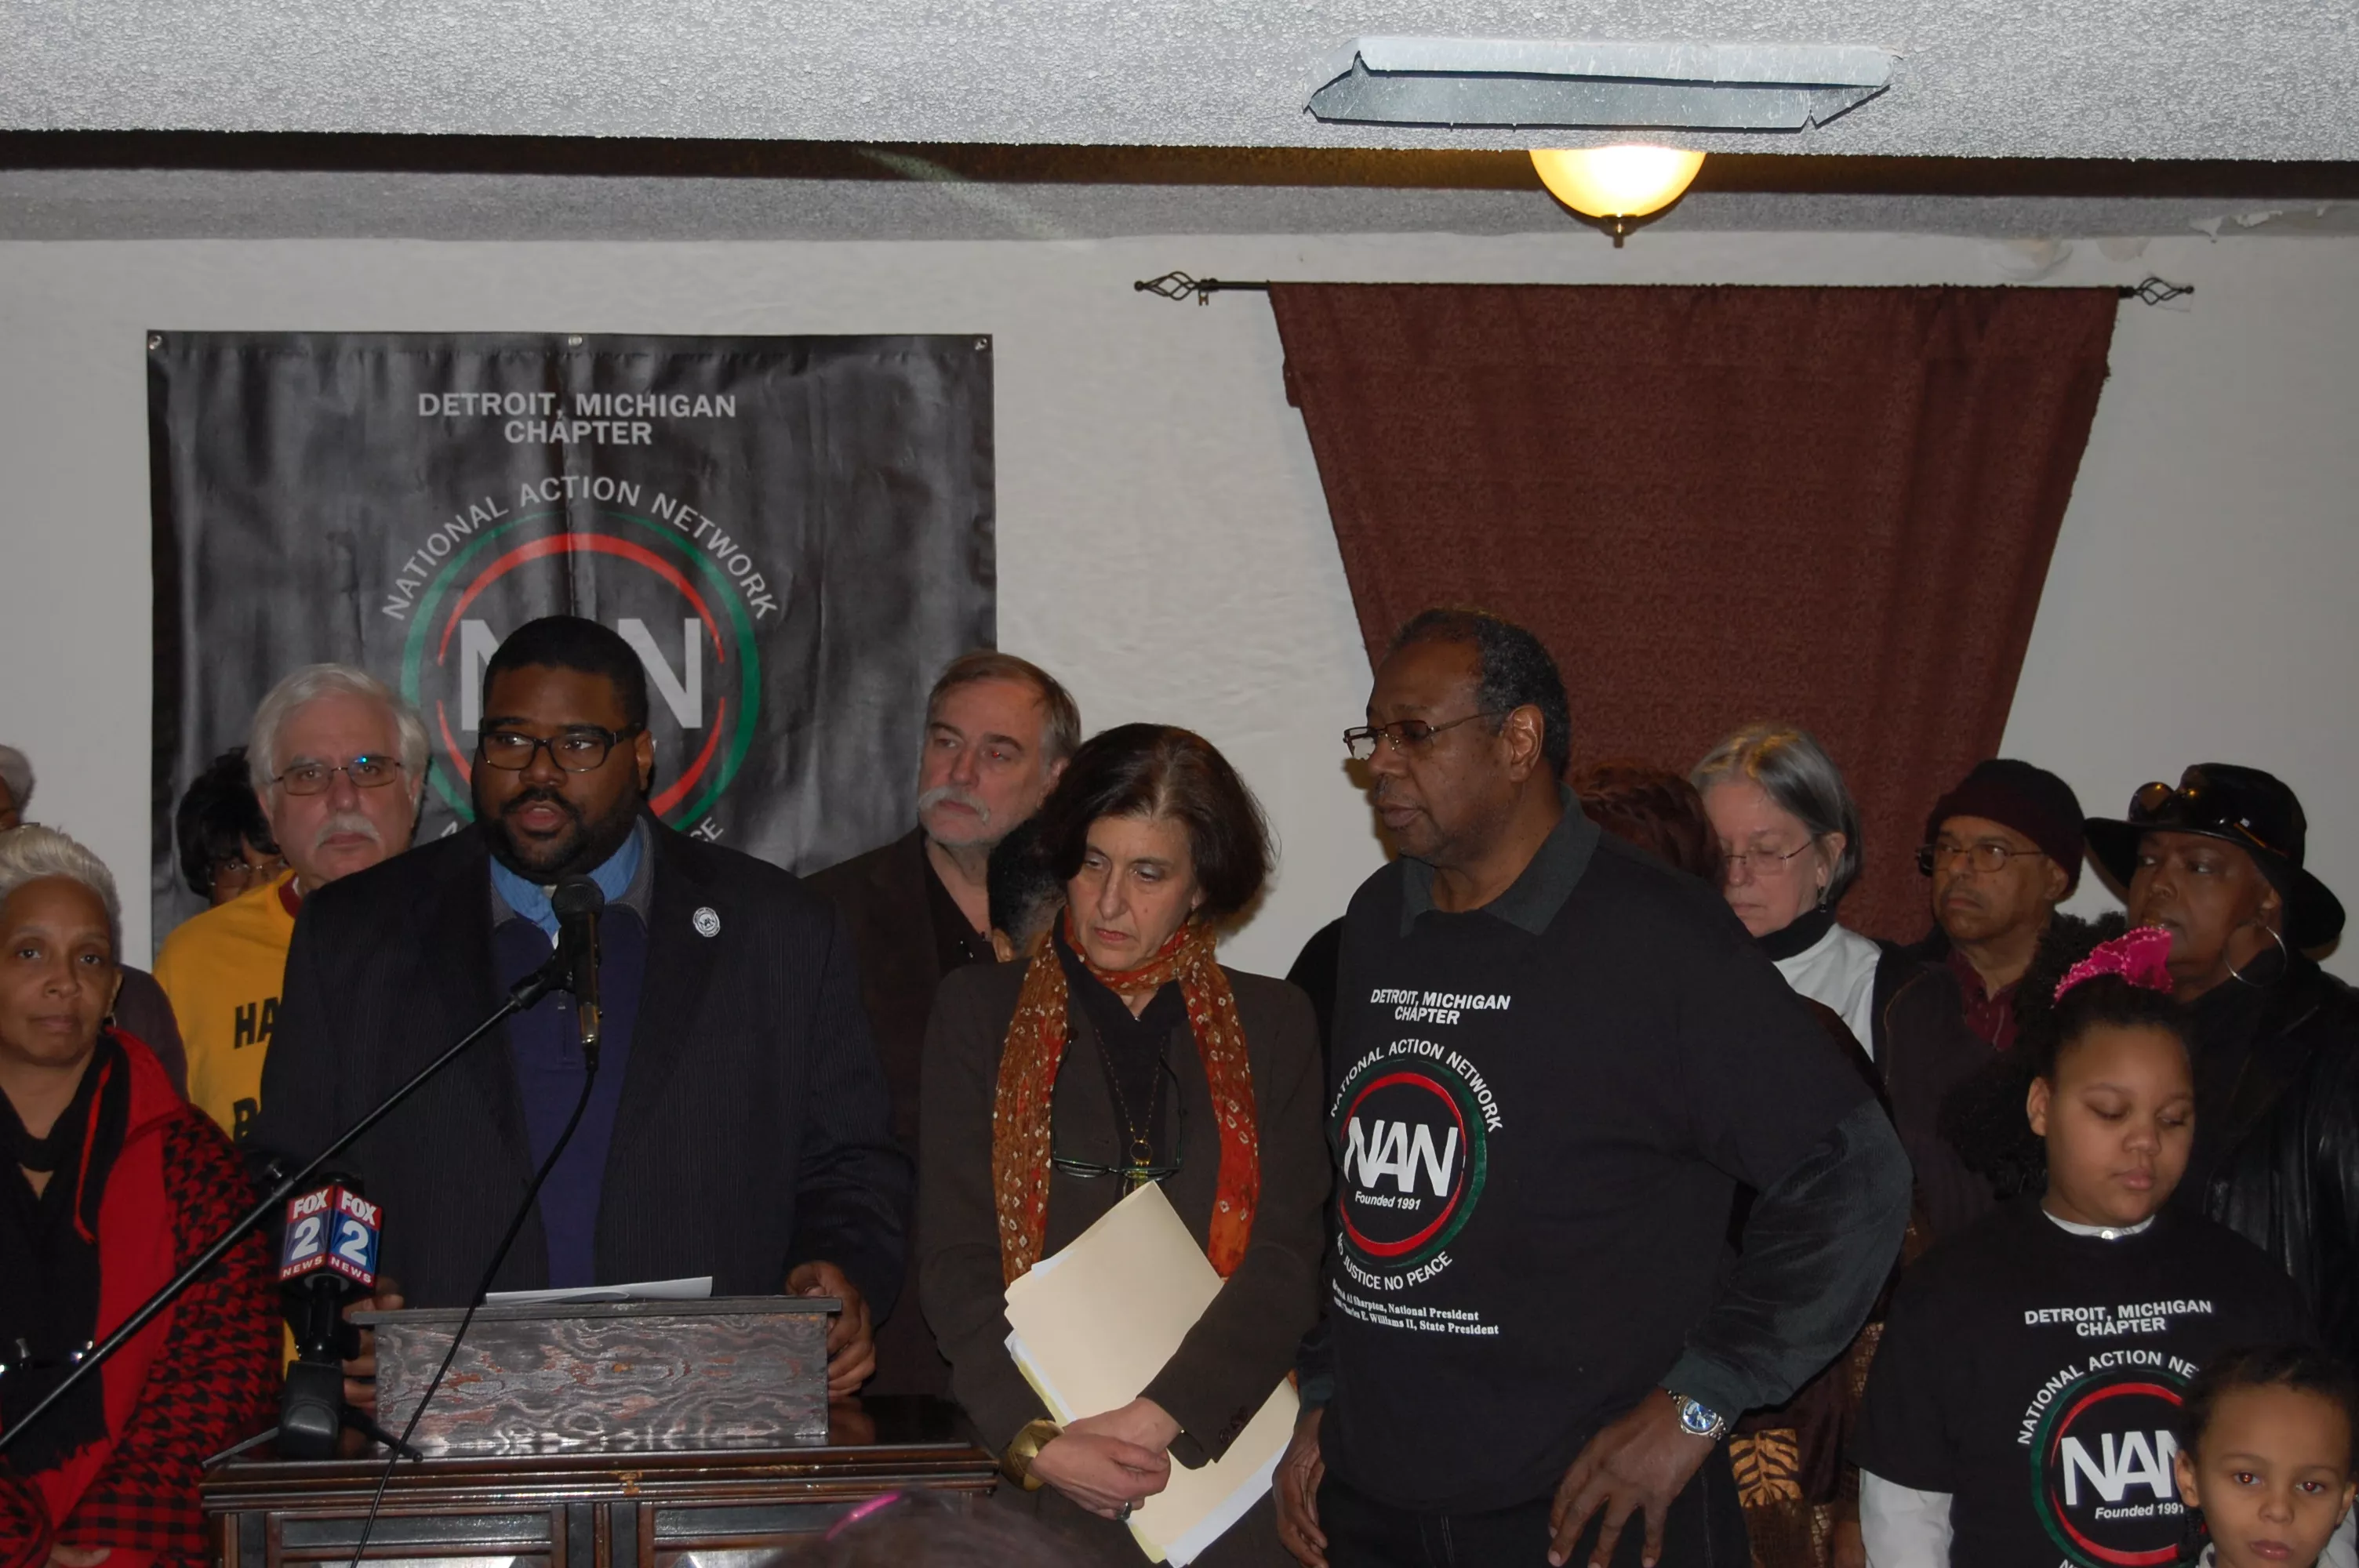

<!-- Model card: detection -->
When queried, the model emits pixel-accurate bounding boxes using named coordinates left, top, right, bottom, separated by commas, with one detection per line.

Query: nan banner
left=148, top=332, right=994, bottom=947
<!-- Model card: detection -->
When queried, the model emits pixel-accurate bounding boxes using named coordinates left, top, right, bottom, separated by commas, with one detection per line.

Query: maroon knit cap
left=1925, top=758, right=2085, bottom=895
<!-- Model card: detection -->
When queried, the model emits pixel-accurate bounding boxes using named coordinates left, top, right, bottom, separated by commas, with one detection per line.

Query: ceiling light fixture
left=1530, top=147, right=1707, bottom=245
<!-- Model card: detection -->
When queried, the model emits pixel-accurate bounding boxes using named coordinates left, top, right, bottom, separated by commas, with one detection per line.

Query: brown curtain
left=1270, top=284, right=2117, bottom=941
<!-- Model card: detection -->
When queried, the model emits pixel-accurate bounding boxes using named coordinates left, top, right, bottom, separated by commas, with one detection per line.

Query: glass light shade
left=1529, top=146, right=1706, bottom=219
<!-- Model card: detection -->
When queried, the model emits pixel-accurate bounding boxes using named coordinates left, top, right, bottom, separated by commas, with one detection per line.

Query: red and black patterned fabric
left=0, top=1464, right=49, bottom=1568
left=0, top=1033, right=276, bottom=1568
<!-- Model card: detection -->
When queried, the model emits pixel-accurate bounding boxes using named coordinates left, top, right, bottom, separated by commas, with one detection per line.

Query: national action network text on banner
left=148, top=332, right=994, bottom=946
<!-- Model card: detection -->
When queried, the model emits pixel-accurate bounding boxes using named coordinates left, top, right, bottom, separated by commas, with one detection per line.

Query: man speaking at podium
left=255, top=616, right=909, bottom=1395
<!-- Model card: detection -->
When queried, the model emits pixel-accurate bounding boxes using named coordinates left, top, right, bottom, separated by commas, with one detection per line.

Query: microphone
left=551, top=875, right=604, bottom=1073
left=275, top=1178, right=383, bottom=1459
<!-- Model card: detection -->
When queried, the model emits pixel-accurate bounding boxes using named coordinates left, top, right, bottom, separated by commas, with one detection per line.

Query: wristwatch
left=1001, top=1417, right=1063, bottom=1490
left=1665, top=1389, right=1731, bottom=1443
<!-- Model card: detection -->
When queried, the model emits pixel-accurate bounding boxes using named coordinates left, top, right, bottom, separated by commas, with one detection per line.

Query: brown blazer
left=919, top=956, right=1330, bottom=1467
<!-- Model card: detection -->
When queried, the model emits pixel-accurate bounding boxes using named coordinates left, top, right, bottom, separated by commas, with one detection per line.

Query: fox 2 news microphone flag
left=147, top=332, right=996, bottom=945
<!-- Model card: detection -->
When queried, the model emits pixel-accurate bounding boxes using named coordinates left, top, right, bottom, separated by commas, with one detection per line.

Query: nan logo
left=394, top=503, right=769, bottom=838
left=1330, top=1052, right=1492, bottom=1271
left=2030, top=1365, right=2190, bottom=1566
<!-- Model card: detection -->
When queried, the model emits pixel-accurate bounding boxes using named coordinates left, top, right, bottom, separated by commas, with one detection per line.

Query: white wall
left=2, top=230, right=2356, bottom=977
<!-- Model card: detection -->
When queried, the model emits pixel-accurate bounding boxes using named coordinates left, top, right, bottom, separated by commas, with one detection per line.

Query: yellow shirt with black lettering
left=154, top=869, right=298, bottom=1145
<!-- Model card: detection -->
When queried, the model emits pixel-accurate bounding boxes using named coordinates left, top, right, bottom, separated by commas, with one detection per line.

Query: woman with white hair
left=1693, top=724, right=1907, bottom=1060
left=0, top=826, right=274, bottom=1567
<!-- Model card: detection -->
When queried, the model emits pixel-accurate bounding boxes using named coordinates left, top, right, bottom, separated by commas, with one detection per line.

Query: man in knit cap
left=1877, top=759, right=2093, bottom=1240
left=1911, top=758, right=2088, bottom=1051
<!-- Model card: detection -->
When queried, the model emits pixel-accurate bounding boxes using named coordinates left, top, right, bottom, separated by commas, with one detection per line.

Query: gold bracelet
left=1001, top=1417, right=1063, bottom=1490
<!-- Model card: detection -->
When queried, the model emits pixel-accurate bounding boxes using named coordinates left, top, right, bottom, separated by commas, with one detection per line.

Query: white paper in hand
left=1002, top=1182, right=1297, bottom=1565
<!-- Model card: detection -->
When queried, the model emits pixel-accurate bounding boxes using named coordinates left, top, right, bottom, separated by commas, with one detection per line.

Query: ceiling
left=7, top=1, right=2359, bottom=162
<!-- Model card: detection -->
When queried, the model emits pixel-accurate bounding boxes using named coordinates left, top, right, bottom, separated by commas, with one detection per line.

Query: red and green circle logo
left=1331, top=1054, right=1490, bottom=1270
left=2030, top=1367, right=2190, bottom=1566
left=397, top=507, right=763, bottom=830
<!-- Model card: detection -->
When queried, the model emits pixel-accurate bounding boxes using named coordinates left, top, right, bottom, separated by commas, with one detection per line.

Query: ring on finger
left=1117, top=1501, right=1134, bottom=1523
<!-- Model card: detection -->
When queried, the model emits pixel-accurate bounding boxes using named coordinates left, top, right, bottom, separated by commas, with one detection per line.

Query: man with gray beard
left=809, top=651, right=1079, bottom=1396
left=155, top=664, right=427, bottom=1143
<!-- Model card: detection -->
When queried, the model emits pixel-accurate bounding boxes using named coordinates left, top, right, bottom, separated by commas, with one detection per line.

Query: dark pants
left=1318, top=1450, right=1748, bottom=1568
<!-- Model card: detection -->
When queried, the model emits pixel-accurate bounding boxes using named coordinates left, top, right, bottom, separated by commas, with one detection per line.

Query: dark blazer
left=806, top=827, right=953, bottom=1153
left=920, top=957, right=1328, bottom=1490
left=253, top=818, right=910, bottom=1317
left=806, top=826, right=971, bottom=1396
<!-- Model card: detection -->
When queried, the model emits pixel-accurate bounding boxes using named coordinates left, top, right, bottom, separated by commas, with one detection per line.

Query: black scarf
left=1756, top=906, right=1837, bottom=964
left=0, top=1033, right=130, bottom=1475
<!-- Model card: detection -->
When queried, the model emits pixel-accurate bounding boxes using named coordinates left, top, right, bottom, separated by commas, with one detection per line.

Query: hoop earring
left=2226, top=922, right=2292, bottom=989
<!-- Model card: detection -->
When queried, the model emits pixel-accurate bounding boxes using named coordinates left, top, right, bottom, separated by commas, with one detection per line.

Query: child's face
left=2172, top=1385, right=2355, bottom=1568
left=2028, top=1021, right=2194, bottom=1229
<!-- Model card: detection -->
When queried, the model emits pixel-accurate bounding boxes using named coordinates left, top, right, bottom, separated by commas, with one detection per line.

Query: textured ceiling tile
left=5, top=0, right=2359, bottom=159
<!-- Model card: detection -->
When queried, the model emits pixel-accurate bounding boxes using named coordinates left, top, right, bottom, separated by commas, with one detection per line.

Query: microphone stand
left=0, top=956, right=576, bottom=1461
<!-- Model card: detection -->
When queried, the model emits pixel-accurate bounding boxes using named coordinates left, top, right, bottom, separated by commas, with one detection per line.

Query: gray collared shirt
left=1398, top=786, right=1603, bottom=937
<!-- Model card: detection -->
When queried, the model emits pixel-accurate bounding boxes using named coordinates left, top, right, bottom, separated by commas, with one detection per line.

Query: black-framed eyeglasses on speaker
left=476, top=726, right=644, bottom=774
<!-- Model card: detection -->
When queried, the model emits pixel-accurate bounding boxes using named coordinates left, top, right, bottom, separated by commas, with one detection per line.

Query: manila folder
left=1002, top=1180, right=1297, bottom=1565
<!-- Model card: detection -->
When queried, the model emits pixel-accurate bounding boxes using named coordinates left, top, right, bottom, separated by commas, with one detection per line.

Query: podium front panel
left=203, top=1398, right=995, bottom=1568
left=355, top=1299, right=835, bottom=1457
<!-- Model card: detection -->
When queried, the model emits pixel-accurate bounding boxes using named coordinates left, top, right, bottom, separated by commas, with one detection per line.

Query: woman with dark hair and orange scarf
left=920, top=724, right=1327, bottom=1564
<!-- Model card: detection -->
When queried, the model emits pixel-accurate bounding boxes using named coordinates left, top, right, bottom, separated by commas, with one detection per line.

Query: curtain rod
left=1133, top=271, right=2194, bottom=307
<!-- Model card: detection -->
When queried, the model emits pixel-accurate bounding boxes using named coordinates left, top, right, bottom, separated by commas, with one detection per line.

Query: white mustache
left=917, top=786, right=990, bottom=827
left=313, top=811, right=383, bottom=851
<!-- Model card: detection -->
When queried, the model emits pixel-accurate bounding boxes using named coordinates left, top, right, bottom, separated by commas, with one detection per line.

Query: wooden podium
left=202, top=1396, right=998, bottom=1567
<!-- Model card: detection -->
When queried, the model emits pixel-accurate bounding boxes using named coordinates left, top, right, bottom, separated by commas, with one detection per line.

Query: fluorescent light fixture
left=1307, top=38, right=1892, bottom=131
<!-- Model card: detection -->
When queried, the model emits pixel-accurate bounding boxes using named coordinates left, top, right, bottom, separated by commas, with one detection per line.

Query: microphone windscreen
left=551, top=875, right=605, bottom=920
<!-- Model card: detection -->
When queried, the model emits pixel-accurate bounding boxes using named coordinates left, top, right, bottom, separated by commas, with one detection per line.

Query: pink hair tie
left=2054, top=925, right=2175, bottom=1001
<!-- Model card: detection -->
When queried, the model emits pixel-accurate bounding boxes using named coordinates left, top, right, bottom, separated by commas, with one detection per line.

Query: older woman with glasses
left=0, top=827, right=274, bottom=1567
left=1694, top=724, right=1922, bottom=1059
left=172, top=748, right=285, bottom=909
left=921, top=724, right=1326, bottom=1565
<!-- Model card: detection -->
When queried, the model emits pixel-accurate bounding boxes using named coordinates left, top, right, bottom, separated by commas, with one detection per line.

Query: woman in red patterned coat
left=0, top=826, right=276, bottom=1568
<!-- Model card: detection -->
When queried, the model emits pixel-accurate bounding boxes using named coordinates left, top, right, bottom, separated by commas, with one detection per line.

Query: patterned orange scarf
left=992, top=913, right=1259, bottom=1285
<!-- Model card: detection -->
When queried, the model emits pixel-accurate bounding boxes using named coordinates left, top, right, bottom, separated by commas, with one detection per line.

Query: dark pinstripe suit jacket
left=255, top=818, right=911, bottom=1316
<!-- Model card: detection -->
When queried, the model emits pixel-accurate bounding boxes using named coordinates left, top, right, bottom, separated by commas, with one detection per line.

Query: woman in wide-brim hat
left=2085, top=763, right=2359, bottom=1364
left=2084, top=761, right=2346, bottom=991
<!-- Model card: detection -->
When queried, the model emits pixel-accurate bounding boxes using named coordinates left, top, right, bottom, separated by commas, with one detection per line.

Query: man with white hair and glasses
left=154, top=664, right=427, bottom=1143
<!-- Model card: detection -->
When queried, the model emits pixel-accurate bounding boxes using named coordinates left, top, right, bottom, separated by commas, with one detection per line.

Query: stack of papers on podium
left=1002, top=1182, right=1297, bottom=1565
left=485, top=1276, right=713, bottom=1306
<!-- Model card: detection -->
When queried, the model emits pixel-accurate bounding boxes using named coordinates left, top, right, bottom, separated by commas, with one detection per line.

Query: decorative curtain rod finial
left=2120, top=276, right=2194, bottom=306
left=1133, top=272, right=1273, bottom=305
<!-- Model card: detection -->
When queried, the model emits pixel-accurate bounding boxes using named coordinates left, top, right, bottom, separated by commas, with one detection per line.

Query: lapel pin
left=692, top=906, right=722, bottom=938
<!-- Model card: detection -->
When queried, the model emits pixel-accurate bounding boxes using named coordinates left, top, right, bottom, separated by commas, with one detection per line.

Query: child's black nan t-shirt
left=1854, top=1199, right=2309, bottom=1568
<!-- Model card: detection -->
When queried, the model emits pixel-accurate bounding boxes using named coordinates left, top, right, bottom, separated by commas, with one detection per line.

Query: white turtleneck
left=1772, top=920, right=1884, bottom=1058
